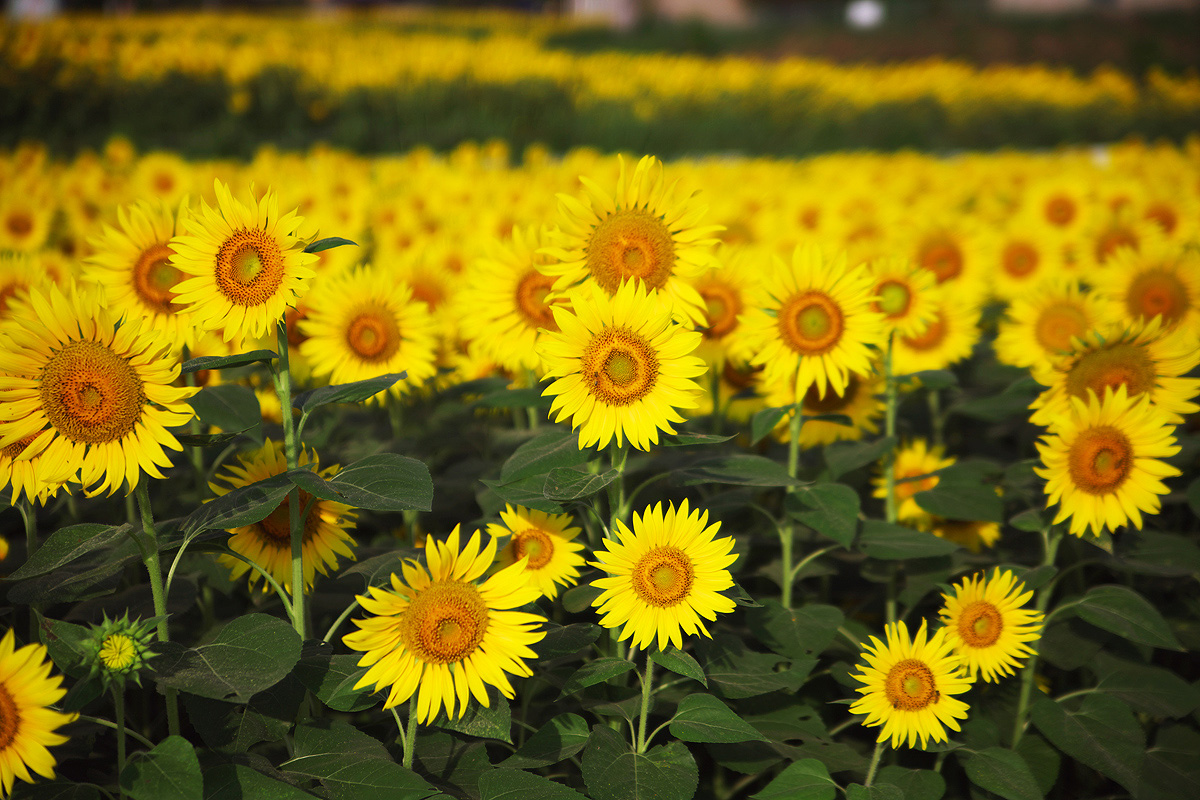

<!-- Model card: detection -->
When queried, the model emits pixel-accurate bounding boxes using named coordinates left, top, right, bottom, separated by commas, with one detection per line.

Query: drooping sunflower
left=994, top=278, right=1112, bottom=384
left=0, top=628, right=78, bottom=796
left=873, top=439, right=955, bottom=531
left=764, top=368, right=884, bottom=449
left=891, top=295, right=981, bottom=377
left=590, top=500, right=738, bottom=652
left=299, top=266, right=439, bottom=404
left=1035, top=386, right=1181, bottom=538
left=540, top=154, right=723, bottom=326
left=213, top=440, right=357, bottom=594
left=1028, top=317, right=1200, bottom=428
left=737, top=245, right=886, bottom=400
left=538, top=279, right=707, bottom=451
left=488, top=504, right=587, bottom=600
left=0, top=283, right=198, bottom=496
left=1090, top=236, right=1200, bottom=338
left=866, top=257, right=939, bottom=340
left=84, top=199, right=194, bottom=350
left=344, top=526, right=547, bottom=724
left=939, top=569, right=1044, bottom=683
left=169, top=180, right=317, bottom=344
left=849, top=620, right=973, bottom=750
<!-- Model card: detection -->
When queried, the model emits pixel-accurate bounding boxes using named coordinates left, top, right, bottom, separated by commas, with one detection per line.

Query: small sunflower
left=1090, top=236, right=1200, bottom=338
left=538, top=279, right=706, bottom=451
left=930, top=517, right=1001, bottom=553
left=939, top=569, right=1044, bottom=683
left=849, top=620, right=973, bottom=750
left=891, top=295, right=981, bottom=376
left=764, top=368, right=884, bottom=449
left=540, top=154, right=723, bottom=326
left=590, top=500, right=738, bottom=652
left=867, top=257, right=939, bottom=340
left=0, top=628, right=78, bottom=796
left=873, top=439, right=955, bottom=531
left=488, top=504, right=587, bottom=600
left=169, top=180, right=317, bottom=344
left=0, top=283, right=198, bottom=496
left=688, top=245, right=765, bottom=368
left=344, top=526, right=547, bottom=724
left=994, top=278, right=1112, bottom=385
left=1035, top=386, right=1181, bottom=538
left=212, top=440, right=357, bottom=594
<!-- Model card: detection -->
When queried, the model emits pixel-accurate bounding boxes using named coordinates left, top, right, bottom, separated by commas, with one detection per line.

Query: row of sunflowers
left=0, top=138, right=1198, bottom=800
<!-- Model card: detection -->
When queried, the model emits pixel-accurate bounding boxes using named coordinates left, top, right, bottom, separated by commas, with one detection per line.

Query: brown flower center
left=135, top=243, right=185, bottom=313
left=631, top=546, right=695, bottom=608
left=514, top=269, right=559, bottom=330
left=884, top=658, right=939, bottom=711
left=1144, top=203, right=1178, bottom=234
left=255, top=489, right=319, bottom=545
left=580, top=327, right=658, bottom=407
left=0, top=682, right=20, bottom=751
left=1068, top=425, right=1133, bottom=495
left=699, top=281, right=742, bottom=340
left=5, top=211, right=33, bottom=239
left=1125, top=268, right=1189, bottom=328
left=586, top=209, right=676, bottom=292
left=1002, top=241, right=1039, bottom=278
left=402, top=582, right=489, bottom=665
left=901, top=311, right=947, bottom=352
left=1064, top=342, right=1155, bottom=403
left=1034, top=301, right=1089, bottom=354
left=344, top=306, right=401, bottom=363
left=512, top=528, right=554, bottom=570
left=1094, top=227, right=1138, bottom=265
left=1045, top=195, right=1076, bottom=227
left=215, top=229, right=286, bottom=307
left=778, top=291, right=844, bottom=356
left=918, top=236, right=963, bottom=283
left=957, top=600, right=1003, bottom=648
left=40, top=340, right=145, bottom=444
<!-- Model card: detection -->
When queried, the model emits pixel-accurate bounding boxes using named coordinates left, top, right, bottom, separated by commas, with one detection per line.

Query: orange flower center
left=345, top=304, right=401, bottom=363
left=901, top=311, right=947, bottom=352
left=1002, top=241, right=1039, bottom=278
left=874, top=280, right=912, bottom=318
left=1065, top=342, right=1154, bottom=403
left=5, top=211, right=33, bottom=239
left=1125, top=268, right=1189, bottom=328
left=215, top=229, right=286, bottom=307
left=255, top=490, right=318, bottom=545
left=514, top=269, right=559, bottom=330
left=410, top=279, right=444, bottom=311
left=957, top=601, right=1003, bottom=648
left=1, top=433, right=40, bottom=460
left=0, top=682, right=19, bottom=750
left=580, top=327, right=658, bottom=407
left=402, top=582, right=489, bottom=665
left=1068, top=425, right=1132, bottom=495
left=1045, top=195, right=1076, bottom=227
left=1094, top=227, right=1138, bottom=265
left=1144, top=203, right=1178, bottom=234
left=586, top=209, right=676, bottom=292
left=1034, top=301, right=1089, bottom=354
left=699, top=281, right=742, bottom=340
left=134, top=243, right=185, bottom=313
left=918, top=236, right=963, bottom=283
left=778, top=291, right=844, bottom=356
left=40, top=340, right=145, bottom=444
left=722, top=360, right=761, bottom=391
left=884, top=658, right=939, bottom=711
left=512, top=528, right=554, bottom=570
left=631, top=546, right=695, bottom=608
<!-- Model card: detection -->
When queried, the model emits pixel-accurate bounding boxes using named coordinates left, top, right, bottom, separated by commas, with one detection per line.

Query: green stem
left=112, top=685, right=127, bottom=797
left=77, top=714, right=155, bottom=749
left=133, top=482, right=179, bottom=737
left=781, top=408, right=802, bottom=609
left=927, top=387, right=944, bottom=450
left=882, top=334, right=899, bottom=626
left=323, top=598, right=361, bottom=644
left=222, top=550, right=298, bottom=626
left=403, top=698, right=419, bottom=769
left=709, top=366, right=723, bottom=435
left=636, top=653, right=654, bottom=753
left=864, top=740, right=886, bottom=787
left=275, top=320, right=305, bottom=640
left=607, top=441, right=629, bottom=531
left=1011, top=526, right=1063, bottom=747
left=526, top=368, right=541, bottom=430
left=18, top=500, right=38, bottom=641
left=181, top=346, right=205, bottom=494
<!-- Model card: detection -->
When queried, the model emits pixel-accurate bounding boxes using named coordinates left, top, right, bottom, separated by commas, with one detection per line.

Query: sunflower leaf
left=500, top=428, right=590, bottom=483
left=1031, top=694, right=1145, bottom=793
left=480, top=768, right=589, bottom=800
left=786, top=483, right=861, bottom=547
left=824, top=436, right=897, bottom=481
left=202, top=763, right=321, bottom=800
left=961, top=747, right=1042, bottom=800
left=649, top=646, right=707, bottom=687
left=294, top=650, right=379, bottom=713
left=153, top=614, right=302, bottom=703
left=501, top=713, right=590, bottom=769
left=119, top=736, right=202, bottom=800
left=670, top=693, right=768, bottom=743
left=750, top=758, right=836, bottom=800
left=751, top=407, right=789, bottom=445
left=180, top=349, right=277, bottom=375
left=676, top=454, right=801, bottom=488
left=285, top=720, right=435, bottom=799
left=543, top=467, right=619, bottom=501
left=303, top=236, right=358, bottom=253
left=558, top=657, right=636, bottom=698
left=432, top=691, right=513, bottom=743
left=182, top=473, right=293, bottom=536
left=1073, top=584, right=1183, bottom=651
left=327, top=453, right=434, bottom=512
left=875, top=766, right=946, bottom=800
left=7, top=523, right=129, bottom=580
left=292, top=372, right=407, bottom=411
left=187, top=385, right=263, bottom=443
left=858, top=520, right=959, bottom=560
left=582, top=727, right=698, bottom=800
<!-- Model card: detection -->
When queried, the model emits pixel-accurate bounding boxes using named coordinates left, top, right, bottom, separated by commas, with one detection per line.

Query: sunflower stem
left=112, top=685, right=128, bottom=797
left=636, top=652, right=655, bottom=753
left=882, top=333, right=900, bottom=627
left=781, top=408, right=802, bottom=609
left=77, top=714, right=154, bottom=749
left=181, top=344, right=206, bottom=494
left=1011, top=525, right=1064, bottom=748
left=864, top=740, right=886, bottom=787
left=403, top=698, right=420, bottom=770
left=525, top=368, right=541, bottom=430
left=608, top=441, right=630, bottom=530
left=18, top=499, right=39, bottom=641
left=275, top=319, right=306, bottom=640
left=322, top=597, right=360, bottom=644
left=709, top=366, right=723, bottom=435
left=927, top=387, right=944, bottom=450
left=133, top=481, right=179, bottom=737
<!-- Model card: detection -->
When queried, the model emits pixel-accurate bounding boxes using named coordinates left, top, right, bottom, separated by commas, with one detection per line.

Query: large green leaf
left=858, top=520, right=959, bottom=560
left=7, top=524, right=129, bottom=580
left=119, top=736, right=202, bottom=800
left=751, top=759, right=836, bottom=800
left=845, top=784, right=903, bottom=800
left=750, top=406, right=789, bottom=445
left=202, top=763, right=320, bottom=800
left=500, top=429, right=589, bottom=483
left=696, top=634, right=812, bottom=699
left=824, top=436, right=896, bottom=480
left=326, top=454, right=434, bottom=512
left=559, top=657, right=636, bottom=698
left=9, top=782, right=104, bottom=799
left=649, top=646, right=706, bottom=687
left=961, top=747, right=1041, bottom=800
left=181, top=349, right=276, bottom=375
left=543, top=467, right=618, bottom=501
left=676, top=455, right=801, bottom=487
left=294, top=651, right=378, bottom=713
left=533, top=622, right=602, bottom=659
left=786, top=483, right=860, bottom=547
left=182, top=473, right=292, bottom=536
left=293, top=373, right=407, bottom=412
left=913, top=473, right=1003, bottom=523
left=480, top=476, right=564, bottom=514
left=502, top=713, right=590, bottom=769
left=1136, top=724, right=1200, bottom=800
left=874, top=767, right=945, bottom=800
left=479, top=769, right=587, bottom=800
left=1031, top=693, right=1145, bottom=793
left=304, top=236, right=359, bottom=253
left=284, top=721, right=435, bottom=800
left=1097, top=665, right=1200, bottom=718
left=1014, top=734, right=1059, bottom=797
left=187, top=384, right=262, bottom=443
left=581, top=727, right=698, bottom=800
left=669, top=693, right=767, bottom=743
left=431, top=692, right=512, bottom=743
left=747, top=600, right=844, bottom=659
left=1073, top=585, right=1183, bottom=651
left=154, top=614, right=302, bottom=702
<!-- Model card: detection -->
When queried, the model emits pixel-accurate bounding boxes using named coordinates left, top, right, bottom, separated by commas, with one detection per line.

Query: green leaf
left=501, top=713, right=590, bottom=769
left=304, top=236, right=359, bottom=253
left=480, top=476, right=564, bottom=514
left=901, top=370, right=958, bottom=390
left=293, top=373, right=407, bottom=411
left=875, top=767, right=945, bottom=800
left=180, top=349, right=276, bottom=375
left=697, top=634, right=812, bottom=699
left=175, top=429, right=252, bottom=447
left=649, top=646, right=707, bottom=687
left=500, top=429, right=589, bottom=482
left=1014, top=734, right=1059, bottom=797
left=327, top=454, right=434, bottom=512
left=1097, top=665, right=1200, bottom=718
left=182, top=473, right=292, bottom=536
left=786, top=483, right=860, bottom=547
left=285, top=720, right=435, bottom=800
left=1009, top=509, right=1045, bottom=533
left=9, top=782, right=105, bottom=799
left=677, top=455, right=801, bottom=488
left=751, top=406, right=788, bottom=445
left=285, top=467, right=345, bottom=503
left=824, top=436, right=897, bottom=480
left=752, top=758, right=836, bottom=800
left=1136, top=724, right=1200, bottom=800
left=1074, top=584, right=1183, bottom=650
left=951, top=383, right=1038, bottom=422
left=560, top=584, right=604, bottom=615
left=202, top=763, right=321, bottom=800
left=747, top=600, right=844, bottom=659
left=858, top=520, right=959, bottom=560
left=432, top=692, right=512, bottom=742
left=534, top=622, right=601, bottom=659
left=154, top=614, right=302, bottom=702
left=961, top=747, right=1041, bottom=800
left=670, top=693, right=768, bottom=743
left=1118, top=530, right=1200, bottom=578
left=559, top=657, right=636, bottom=698
left=294, top=651, right=378, bottom=713
left=913, top=471, right=1003, bottom=523
left=7, top=523, right=129, bottom=580
left=845, top=784, right=904, bottom=800
left=120, top=736, right=202, bottom=800
left=582, top=726, right=698, bottom=800
left=543, top=467, right=619, bottom=501
left=187, top=385, right=262, bottom=443
left=662, top=432, right=736, bottom=446
left=1031, top=693, right=1145, bottom=793
left=480, top=769, right=587, bottom=800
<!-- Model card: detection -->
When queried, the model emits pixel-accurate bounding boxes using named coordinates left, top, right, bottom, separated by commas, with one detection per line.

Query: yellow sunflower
left=1035, top=386, right=1181, bottom=538
left=590, top=499, right=738, bottom=652
left=737, top=245, right=885, bottom=400
left=849, top=620, right=973, bottom=750
left=1090, top=236, right=1200, bottom=338
left=299, top=266, right=439, bottom=404
left=538, top=279, right=706, bottom=451
left=985, top=223, right=1065, bottom=302
left=1028, top=317, right=1200, bottom=428
left=169, top=180, right=316, bottom=344
left=930, top=518, right=1001, bottom=554
left=344, top=526, right=547, bottom=724
left=0, top=181, right=53, bottom=253
left=540, top=154, right=723, bottom=326
left=939, top=569, right=1044, bottom=683
left=873, top=439, right=955, bottom=531
left=994, top=278, right=1112, bottom=385
left=891, top=295, right=981, bottom=376
left=488, top=504, right=587, bottom=600
left=0, top=428, right=66, bottom=506
left=0, top=629, right=78, bottom=796
left=688, top=245, right=765, bottom=369
left=84, top=199, right=195, bottom=350
left=213, top=440, right=357, bottom=594
left=764, top=368, right=884, bottom=449
left=0, top=283, right=198, bottom=496
left=0, top=253, right=45, bottom=325
left=867, top=257, right=939, bottom=340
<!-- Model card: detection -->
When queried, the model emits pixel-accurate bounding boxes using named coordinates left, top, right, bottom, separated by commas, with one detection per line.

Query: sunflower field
left=2, top=8, right=1200, bottom=800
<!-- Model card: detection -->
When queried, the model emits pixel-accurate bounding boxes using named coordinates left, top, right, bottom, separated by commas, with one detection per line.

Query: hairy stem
left=133, top=481, right=179, bottom=737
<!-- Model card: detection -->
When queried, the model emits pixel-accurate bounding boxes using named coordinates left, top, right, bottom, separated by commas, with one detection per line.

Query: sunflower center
left=410, top=279, right=444, bottom=311
left=255, top=490, right=318, bottom=545
left=134, top=243, right=185, bottom=313
left=345, top=305, right=401, bottom=363
left=1125, top=268, right=1188, bottom=327
left=402, top=581, right=489, bottom=665
left=699, top=282, right=741, bottom=339
left=215, top=229, right=286, bottom=307
left=803, top=374, right=857, bottom=414
left=1045, top=195, right=1076, bottom=226
left=1144, top=203, right=1177, bottom=234
left=100, top=634, right=138, bottom=670
left=918, top=236, right=963, bottom=283
left=1065, top=342, right=1154, bottom=402
left=515, top=269, right=559, bottom=329
left=1095, top=227, right=1138, bottom=264
left=40, top=340, right=146, bottom=444
left=876, top=280, right=911, bottom=318
left=0, top=682, right=20, bottom=751
left=5, top=211, right=33, bottom=238
left=586, top=209, right=676, bottom=292
left=581, top=327, right=659, bottom=406
left=958, top=601, right=1003, bottom=648
left=779, top=291, right=844, bottom=356
left=1034, top=302, right=1089, bottom=354
left=513, top=528, right=554, bottom=570
left=285, top=305, right=309, bottom=348
left=884, top=658, right=939, bottom=711
left=901, top=311, right=947, bottom=351
left=154, top=172, right=175, bottom=194
left=1002, top=242, right=1039, bottom=278
left=1068, top=425, right=1133, bottom=495
left=631, top=546, right=695, bottom=608
left=1, top=433, right=39, bottom=460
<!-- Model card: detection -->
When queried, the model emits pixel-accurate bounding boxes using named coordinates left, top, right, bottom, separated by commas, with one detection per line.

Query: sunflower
left=488, top=504, right=587, bottom=600
left=0, top=283, right=198, bottom=496
left=866, top=257, right=939, bottom=340
left=849, top=620, right=973, bottom=750
left=299, top=266, right=439, bottom=404
left=169, top=180, right=316, bottom=344
left=930, top=517, right=1001, bottom=553
left=994, top=278, right=1112, bottom=385
left=891, top=295, right=981, bottom=377
left=0, top=181, right=53, bottom=253
left=344, top=526, right=546, bottom=724
left=1035, top=386, right=1181, bottom=538
left=0, top=253, right=44, bottom=325
left=984, top=223, right=1065, bottom=301
left=590, top=500, right=738, bottom=652
left=764, top=368, right=884, bottom=449
left=538, top=279, right=706, bottom=451
left=688, top=245, right=765, bottom=369
left=0, top=628, right=78, bottom=796
left=1028, top=317, right=1200, bottom=428
left=213, top=440, right=357, bottom=594
left=939, top=569, right=1044, bottom=683
left=84, top=199, right=194, bottom=350
left=737, top=245, right=885, bottom=401
left=0, top=427, right=66, bottom=506
left=873, top=439, right=955, bottom=531
left=1090, top=236, right=1200, bottom=338
left=540, top=154, right=723, bottom=326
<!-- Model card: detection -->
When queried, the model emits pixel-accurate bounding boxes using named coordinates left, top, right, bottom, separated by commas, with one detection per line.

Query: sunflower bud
left=81, top=613, right=159, bottom=691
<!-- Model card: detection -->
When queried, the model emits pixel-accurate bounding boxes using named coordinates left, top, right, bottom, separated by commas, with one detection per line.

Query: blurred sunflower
left=1091, top=236, right=1200, bottom=337
left=891, top=295, right=980, bottom=376
left=874, top=439, right=954, bottom=531
left=939, top=569, right=1043, bottom=683
left=866, top=257, right=939, bottom=340
left=0, top=629, right=78, bottom=796
left=765, top=368, right=884, bottom=449
left=994, top=278, right=1110, bottom=384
